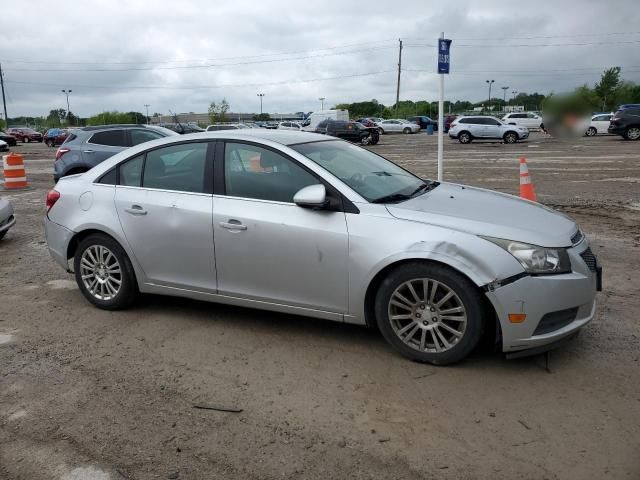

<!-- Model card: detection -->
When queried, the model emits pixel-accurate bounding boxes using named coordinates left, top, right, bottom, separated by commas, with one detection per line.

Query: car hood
left=386, top=183, right=576, bottom=247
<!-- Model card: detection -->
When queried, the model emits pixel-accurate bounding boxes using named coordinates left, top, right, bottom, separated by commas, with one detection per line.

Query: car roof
left=79, top=124, right=157, bottom=131
left=193, top=129, right=330, bottom=145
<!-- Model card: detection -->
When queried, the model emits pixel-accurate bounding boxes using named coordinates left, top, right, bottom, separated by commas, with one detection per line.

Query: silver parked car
left=44, top=130, right=600, bottom=364
left=376, top=119, right=421, bottom=134
left=0, top=198, right=16, bottom=240
left=448, top=116, right=529, bottom=144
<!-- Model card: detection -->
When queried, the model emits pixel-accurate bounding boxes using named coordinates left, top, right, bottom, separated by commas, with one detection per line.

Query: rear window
left=89, top=130, right=126, bottom=147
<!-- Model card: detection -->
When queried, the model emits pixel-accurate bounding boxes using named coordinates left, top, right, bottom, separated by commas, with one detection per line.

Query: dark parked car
left=0, top=130, right=17, bottom=146
left=44, top=128, right=71, bottom=147
left=54, top=124, right=178, bottom=181
left=444, top=114, right=458, bottom=133
left=608, top=104, right=640, bottom=140
left=159, top=123, right=205, bottom=134
left=318, top=120, right=380, bottom=145
left=407, top=116, right=438, bottom=131
left=7, top=127, right=43, bottom=143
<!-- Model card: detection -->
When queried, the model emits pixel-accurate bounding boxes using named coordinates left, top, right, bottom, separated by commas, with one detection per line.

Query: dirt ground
left=1, top=132, right=639, bottom=480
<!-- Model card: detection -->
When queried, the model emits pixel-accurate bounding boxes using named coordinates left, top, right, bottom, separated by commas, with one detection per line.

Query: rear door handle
left=220, top=220, right=247, bottom=231
left=83, top=150, right=94, bottom=153
left=124, top=205, right=147, bottom=215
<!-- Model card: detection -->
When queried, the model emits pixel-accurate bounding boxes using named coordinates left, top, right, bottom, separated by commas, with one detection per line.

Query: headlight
left=483, top=237, right=571, bottom=274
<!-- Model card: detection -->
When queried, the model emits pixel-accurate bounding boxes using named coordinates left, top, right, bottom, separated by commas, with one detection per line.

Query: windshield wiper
left=371, top=181, right=440, bottom=204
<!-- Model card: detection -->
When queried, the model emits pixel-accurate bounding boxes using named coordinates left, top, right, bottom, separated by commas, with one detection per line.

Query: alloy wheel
left=79, top=245, right=122, bottom=301
left=387, top=278, right=467, bottom=353
left=627, top=127, right=640, bottom=140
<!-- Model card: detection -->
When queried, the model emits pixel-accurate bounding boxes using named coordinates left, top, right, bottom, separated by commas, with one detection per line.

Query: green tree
left=595, top=67, right=621, bottom=110
left=208, top=98, right=230, bottom=123
left=253, top=113, right=271, bottom=121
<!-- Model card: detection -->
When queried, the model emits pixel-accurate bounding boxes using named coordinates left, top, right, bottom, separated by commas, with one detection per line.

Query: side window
left=120, top=154, right=144, bottom=187
left=130, top=129, right=164, bottom=146
left=98, top=168, right=117, bottom=185
left=142, top=142, right=209, bottom=193
left=89, top=130, right=126, bottom=146
left=224, top=143, right=319, bottom=203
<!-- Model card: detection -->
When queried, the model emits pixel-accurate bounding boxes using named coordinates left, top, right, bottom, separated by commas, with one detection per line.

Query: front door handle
left=83, top=150, right=94, bottom=153
left=124, top=205, right=147, bottom=215
left=220, top=220, right=247, bottom=231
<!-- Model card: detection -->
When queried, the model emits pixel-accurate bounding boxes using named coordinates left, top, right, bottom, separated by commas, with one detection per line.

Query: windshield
left=290, top=140, right=430, bottom=203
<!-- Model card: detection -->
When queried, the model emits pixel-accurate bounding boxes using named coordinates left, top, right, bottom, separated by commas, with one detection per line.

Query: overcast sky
left=1, top=0, right=638, bottom=118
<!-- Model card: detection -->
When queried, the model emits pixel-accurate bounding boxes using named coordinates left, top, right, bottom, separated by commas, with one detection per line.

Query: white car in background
left=582, top=113, right=613, bottom=136
left=502, top=112, right=545, bottom=130
left=376, top=119, right=421, bottom=134
left=277, top=121, right=303, bottom=131
left=448, top=116, right=529, bottom=144
left=0, top=139, right=8, bottom=152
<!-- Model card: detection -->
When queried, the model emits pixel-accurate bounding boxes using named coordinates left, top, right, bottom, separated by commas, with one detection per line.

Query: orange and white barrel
left=2, top=153, right=28, bottom=189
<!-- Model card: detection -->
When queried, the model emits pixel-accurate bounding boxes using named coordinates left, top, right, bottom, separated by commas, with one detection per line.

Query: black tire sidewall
left=459, top=132, right=471, bottom=143
left=374, top=263, right=484, bottom=365
left=73, top=234, right=138, bottom=310
left=504, top=133, right=517, bottom=143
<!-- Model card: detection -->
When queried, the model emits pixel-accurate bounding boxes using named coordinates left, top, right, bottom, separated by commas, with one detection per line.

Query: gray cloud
left=1, top=0, right=638, bottom=117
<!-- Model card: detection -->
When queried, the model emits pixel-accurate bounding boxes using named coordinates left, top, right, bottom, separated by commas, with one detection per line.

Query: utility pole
left=62, top=89, right=72, bottom=125
left=144, top=104, right=150, bottom=124
left=319, top=97, right=325, bottom=111
left=0, top=63, right=8, bottom=128
left=395, top=39, right=403, bottom=116
left=257, top=93, right=265, bottom=114
left=485, top=80, right=494, bottom=111
left=511, top=90, right=517, bottom=105
left=501, top=86, right=509, bottom=112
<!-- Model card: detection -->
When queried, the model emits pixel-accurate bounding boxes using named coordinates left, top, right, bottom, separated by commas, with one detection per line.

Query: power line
left=403, top=31, right=640, bottom=41
left=2, top=39, right=399, bottom=66
left=5, top=69, right=396, bottom=91
left=405, top=40, right=640, bottom=48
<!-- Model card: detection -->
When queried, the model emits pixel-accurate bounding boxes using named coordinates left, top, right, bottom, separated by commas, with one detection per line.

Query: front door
left=212, top=141, right=349, bottom=313
left=114, top=141, right=217, bottom=292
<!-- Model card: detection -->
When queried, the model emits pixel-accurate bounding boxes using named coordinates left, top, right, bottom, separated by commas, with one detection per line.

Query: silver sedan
left=376, top=119, right=421, bottom=134
left=44, top=130, right=600, bottom=364
left=0, top=198, right=16, bottom=240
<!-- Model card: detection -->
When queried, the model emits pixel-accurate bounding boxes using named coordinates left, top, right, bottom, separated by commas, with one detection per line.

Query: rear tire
left=458, top=131, right=472, bottom=144
left=73, top=233, right=138, bottom=310
left=624, top=126, right=640, bottom=140
left=375, top=262, right=484, bottom=365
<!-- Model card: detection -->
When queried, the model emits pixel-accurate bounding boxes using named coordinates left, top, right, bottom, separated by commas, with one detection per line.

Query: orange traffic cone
left=2, top=153, right=29, bottom=190
left=519, top=156, right=537, bottom=201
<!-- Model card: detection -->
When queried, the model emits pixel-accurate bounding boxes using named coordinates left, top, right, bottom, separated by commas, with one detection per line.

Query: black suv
left=317, top=120, right=380, bottom=145
left=608, top=104, right=640, bottom=140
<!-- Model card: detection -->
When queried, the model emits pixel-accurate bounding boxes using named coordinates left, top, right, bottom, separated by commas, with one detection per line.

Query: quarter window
left=142, top=143, right=209, bottom=193
left=89, top=130, right=126, bottom=146
left=120, top=155, right=144, bottom=187
left=130, top=129, right=164, bottom=146
left=224, top=142, right=318, bottom=203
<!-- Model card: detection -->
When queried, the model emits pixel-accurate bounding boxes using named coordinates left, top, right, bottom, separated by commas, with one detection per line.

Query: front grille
left=580, top=247, right=597, bottom=272
left=534, top=307, right=579, bottom=336
left=571, top=230, right=584, bottom=245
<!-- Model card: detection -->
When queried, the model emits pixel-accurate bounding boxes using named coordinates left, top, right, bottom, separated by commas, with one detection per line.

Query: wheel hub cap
left=80, top=245, right=122, bottom=301
left=388, top=278, right=467, bottom=353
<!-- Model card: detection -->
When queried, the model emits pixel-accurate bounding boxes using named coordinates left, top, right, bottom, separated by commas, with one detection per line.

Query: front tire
left=403, top=127, right=411, bottom=134
left=586, top=127, right=597, bottom=136
left=378, top=128, right=385, bottom=135
left=624, top=126, right=640, bottom=140
left=458, top=131, right=472, bottom=144
left=374, top=263, right=484, bottom=365
left=503, top=132, right=518, bottom=144
left=74, top=234, right=138, bottom=310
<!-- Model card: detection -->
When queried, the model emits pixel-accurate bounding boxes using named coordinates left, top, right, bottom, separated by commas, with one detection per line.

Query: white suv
left=502, top=112, right=544, bottom=130
left=448, top=116, right=529, bottom=144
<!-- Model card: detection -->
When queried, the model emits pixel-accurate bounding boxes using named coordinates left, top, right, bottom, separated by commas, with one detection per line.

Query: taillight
left=46, top=189, right=60, bottom=211
left=55, top=147, right=70, bottom=161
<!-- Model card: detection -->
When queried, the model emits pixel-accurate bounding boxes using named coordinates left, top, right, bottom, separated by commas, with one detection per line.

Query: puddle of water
left=46, top=279, right=77, bottom=290
left=0, top=334, right=15, bottom=345
left=62, top=466, right=111, bottom=480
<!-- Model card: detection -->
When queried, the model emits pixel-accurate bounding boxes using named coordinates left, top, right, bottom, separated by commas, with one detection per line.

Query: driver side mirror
left=293, top=184, right=327, bottom=209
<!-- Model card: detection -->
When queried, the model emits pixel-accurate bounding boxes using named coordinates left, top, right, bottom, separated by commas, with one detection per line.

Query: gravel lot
left=1, top=132, right=639, bottom=479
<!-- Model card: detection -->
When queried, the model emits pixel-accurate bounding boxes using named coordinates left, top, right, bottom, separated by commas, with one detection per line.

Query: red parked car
left=7, top=127, right=43, bottom=143
left=44, top=128, right=70, bottom=147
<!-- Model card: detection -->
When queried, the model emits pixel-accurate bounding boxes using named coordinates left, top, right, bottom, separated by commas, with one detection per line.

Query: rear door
left=467, top=118, right=486, bottom=137
left=485, top=118, right=503, bottom=138
left=114, top=141, right=217, bottom=292
left=593, top=115, right=612, bottom=133
left=84, top=129, right=127, bottom=167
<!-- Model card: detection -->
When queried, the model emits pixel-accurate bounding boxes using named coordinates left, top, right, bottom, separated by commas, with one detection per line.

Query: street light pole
left=485, top=80, right=494, bottom=112
left=144, top=104, right=150, bottom=124
left=257, top=93, right=265, bottom=114
left=319, top=97, right=325, bottom=111
left=501, top=86, right=509, bottom=112
left=511, top=90, right=517, bottom=105
left=62, top=89, right=72, bottom=125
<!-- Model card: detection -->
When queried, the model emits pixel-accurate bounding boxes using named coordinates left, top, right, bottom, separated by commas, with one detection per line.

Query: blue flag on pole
left=437, top=38, right=452, bottom=74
